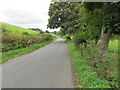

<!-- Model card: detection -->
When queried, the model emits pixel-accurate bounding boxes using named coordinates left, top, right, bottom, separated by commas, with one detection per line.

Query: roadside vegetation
left=68, top=42, right=111, bottom=88
left=0, top=22, right=56, bottom=63
left=67, top=39, right=118, bottom=88
left=48, top=1, right=119, bottom=88
left=2, top=40, right=54, bottom=63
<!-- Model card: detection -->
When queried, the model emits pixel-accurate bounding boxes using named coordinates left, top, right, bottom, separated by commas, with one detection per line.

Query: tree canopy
left=48, top=2, right=80, bottom=34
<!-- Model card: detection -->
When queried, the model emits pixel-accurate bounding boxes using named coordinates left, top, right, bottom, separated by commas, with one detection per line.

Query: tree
left=48, top=2, right=80, bottom=35
left=74, top=3, right=103, bottom=46
left=83, top=2, right=120, bottom=59
left=97, top=2, right=120, bottom=59
left=53, top=31, right=57, bottom=34
left=45, top=30, right=50, bottom=33
left=39, top=30, right=44, bottom=34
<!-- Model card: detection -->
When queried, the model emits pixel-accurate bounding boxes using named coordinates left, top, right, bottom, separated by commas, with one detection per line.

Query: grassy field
left=1, top=22, right=56, bottom=63
left=67, top=39, right=118, bottom=88
left=108, top=40, right=118, bottom=51
left=0, top=22, right=39, bottom=34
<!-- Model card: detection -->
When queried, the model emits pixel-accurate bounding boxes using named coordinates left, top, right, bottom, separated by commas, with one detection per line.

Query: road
left=2, top=37, right=74, bottom=88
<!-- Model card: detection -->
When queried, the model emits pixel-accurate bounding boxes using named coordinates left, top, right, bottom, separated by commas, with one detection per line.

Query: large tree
left=78, top=2, right=120, bottom=59
left=48, top=2, right=80, bottom=35
left=97, top=2, right=120, bottom=59
left=74, top=3, right=103, bottom=45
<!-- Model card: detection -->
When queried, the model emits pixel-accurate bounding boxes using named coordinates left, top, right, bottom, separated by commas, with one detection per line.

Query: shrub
left=23, top=32, right=30, bottom=35
left=66, top=36, right=71, bottom=41
left=73, top=32, right=88, bottom=48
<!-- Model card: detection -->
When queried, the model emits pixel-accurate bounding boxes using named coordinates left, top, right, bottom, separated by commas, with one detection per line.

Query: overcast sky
left=0, top=0, right=60, bottom=32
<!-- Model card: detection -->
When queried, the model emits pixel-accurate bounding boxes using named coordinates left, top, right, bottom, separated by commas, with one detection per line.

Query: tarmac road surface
left=2, top=37, right=74, bottom=88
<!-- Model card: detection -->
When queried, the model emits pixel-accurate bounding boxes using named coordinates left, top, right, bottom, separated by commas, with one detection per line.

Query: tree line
left=28, top=28, right=50, bottom=34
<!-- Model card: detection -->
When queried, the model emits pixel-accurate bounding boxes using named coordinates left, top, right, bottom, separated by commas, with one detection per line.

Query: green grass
left=0, top=22, right=39, bottom=34
left=108, top=40, right=118, bottom=51
left=1, top=39, right=55, bottom=63
left=67, top=41, right=111, bottom=88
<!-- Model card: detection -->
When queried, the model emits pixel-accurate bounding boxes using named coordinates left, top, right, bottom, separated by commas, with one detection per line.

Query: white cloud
left=0, top=0, right=60, bottom=31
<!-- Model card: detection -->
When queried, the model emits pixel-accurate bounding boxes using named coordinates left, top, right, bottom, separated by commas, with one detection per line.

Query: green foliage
left=45, top=30, right=50, bottom=33
left=2, top=40, right=55, bottom=63
left=28, top=28, right=44, bottom=34
left=73, top=39, right=119, bottom=88
left=103, top=2, right=120, bottom=34
left=55, top=2, right=119, bottom=88
left=84, top=2, right=120, bottom=34
left=67, top=42, right=111, bottom=88
left=1, top=22, right=55, bottom=62
left=73, top=32, right=86, bottom=46
left=53, top=31, right=57, bottom=34
left=84, top=2, right=103, bottom=11
left=39, top=30, right=44, bottom=34
left=48, top=2, right=80, bottom=34
left=108, top=40, right=118, bottom=51
left=74, top=3, right=102, bottom=42
left=2, top=31, right=53, bottom=52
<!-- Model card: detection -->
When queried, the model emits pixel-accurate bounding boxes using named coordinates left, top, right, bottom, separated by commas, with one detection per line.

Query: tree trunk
left=93, top=39, right=99, bottom=47
left=97, top=27, right=112, bottom=59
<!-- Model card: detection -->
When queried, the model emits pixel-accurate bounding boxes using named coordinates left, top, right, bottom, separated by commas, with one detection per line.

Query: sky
left=0, top=0, right=60, bottom=32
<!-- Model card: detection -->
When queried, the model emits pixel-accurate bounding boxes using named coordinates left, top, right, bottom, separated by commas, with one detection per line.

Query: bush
left=66, top=36, right=71, bottom=41
left=23, top=32, right=30, bottom=35
left=73, top=32, right=88, bottom=48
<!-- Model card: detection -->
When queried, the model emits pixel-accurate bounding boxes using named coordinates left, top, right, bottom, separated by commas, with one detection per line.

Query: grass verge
left=67, top=41, right=111, bottom=88
left=1, top=39, right=56, bottom=63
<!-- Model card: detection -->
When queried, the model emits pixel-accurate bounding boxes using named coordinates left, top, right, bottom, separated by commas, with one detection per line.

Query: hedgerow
left=2, top=32, right=54, bottom=52
left=68, top=42, right=111, bottom=88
